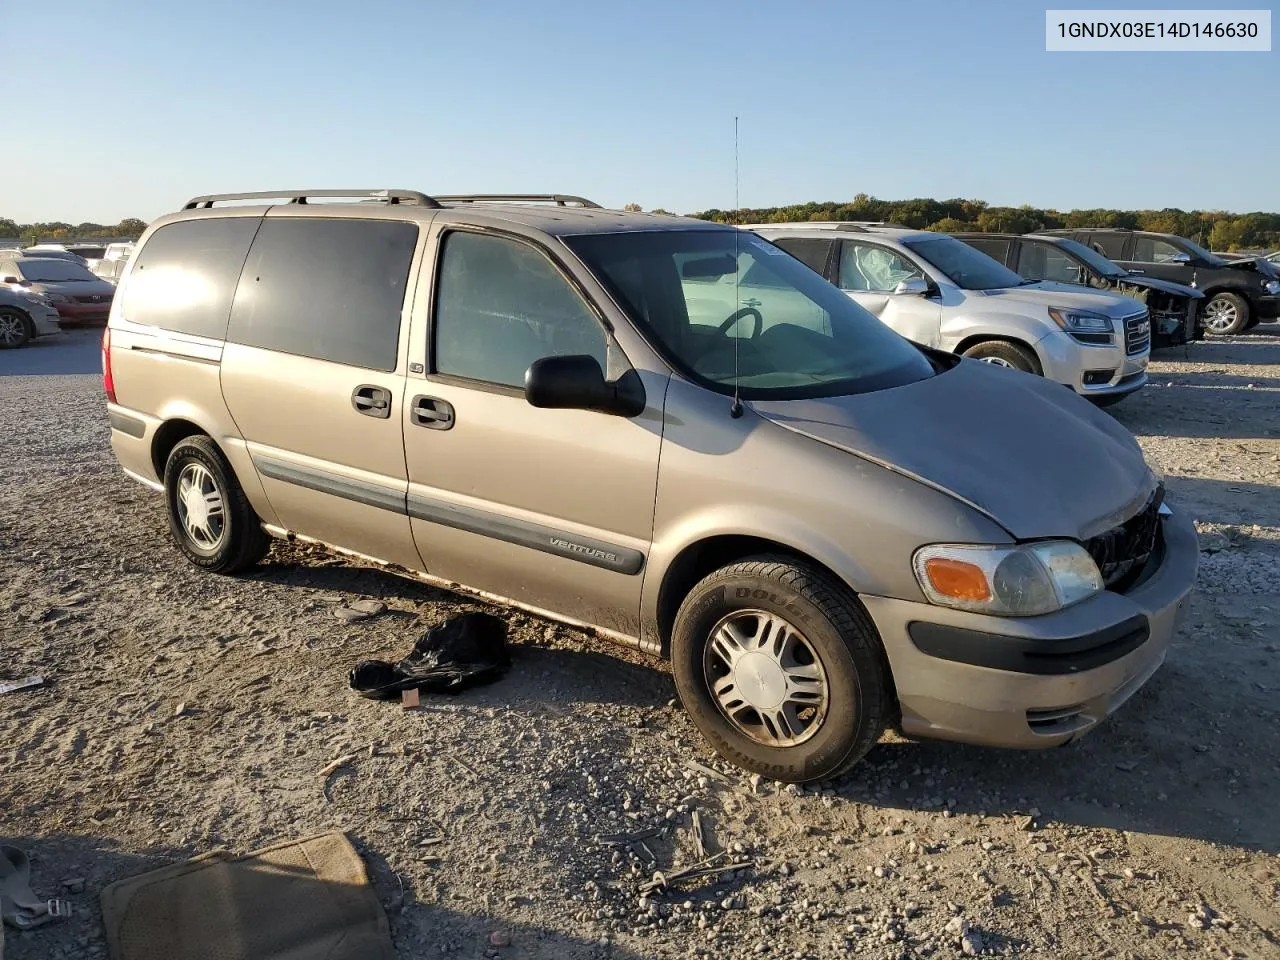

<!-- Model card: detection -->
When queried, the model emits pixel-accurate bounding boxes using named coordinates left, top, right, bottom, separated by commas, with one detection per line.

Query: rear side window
left=1090, top=233, right=1128, bottom=259
left=227, top=218, right=417, bottom=371
left=772, top=238, right=834, bottom=276
left=120, top=217, right=259, bottom=338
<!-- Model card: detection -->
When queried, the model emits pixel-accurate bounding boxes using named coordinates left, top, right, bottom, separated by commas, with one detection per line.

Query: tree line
left=0, top=218, right=149, bottom=245
left=687, top=195, right=1280, bottom=251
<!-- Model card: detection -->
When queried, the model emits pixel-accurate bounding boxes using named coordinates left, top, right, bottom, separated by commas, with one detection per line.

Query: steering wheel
left=717, top=306, right=763, bottom=339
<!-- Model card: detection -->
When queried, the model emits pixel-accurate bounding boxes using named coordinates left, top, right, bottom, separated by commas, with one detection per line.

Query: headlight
left=913, top=541, right=1103, bottom=616
left=1265, top=280, right=1280, bottom=295
left=1048, top=306, right=1114, bottom=334
left=43, top=293, right=69, bottom=304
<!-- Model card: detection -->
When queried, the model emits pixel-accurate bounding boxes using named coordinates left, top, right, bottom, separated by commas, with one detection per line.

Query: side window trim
left=425, top=225, right=617, bottom=392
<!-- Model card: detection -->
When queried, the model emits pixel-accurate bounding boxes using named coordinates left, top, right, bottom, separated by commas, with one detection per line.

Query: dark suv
left=1040, top=228, right=1280, bottom=335
left=957, top=233, right=1203, bottom=347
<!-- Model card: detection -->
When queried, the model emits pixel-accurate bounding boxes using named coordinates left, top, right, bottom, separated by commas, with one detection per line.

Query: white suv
left=748, top=224, right=1151, bottom=404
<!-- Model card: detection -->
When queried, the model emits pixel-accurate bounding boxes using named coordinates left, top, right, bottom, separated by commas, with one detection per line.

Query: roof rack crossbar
left=182, top=189, right=442, bottom=210
left=433, top=194, right=602, bottom=209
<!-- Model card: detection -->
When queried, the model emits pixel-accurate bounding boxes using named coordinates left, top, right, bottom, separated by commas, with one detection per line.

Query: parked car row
left=101, top=189, right=1199, bottom=783
left=0, top=251, right=116, bottom=348
left=1040, top=228, right=1280, bottom=335
left=752, top=223, right=1152, bottom=405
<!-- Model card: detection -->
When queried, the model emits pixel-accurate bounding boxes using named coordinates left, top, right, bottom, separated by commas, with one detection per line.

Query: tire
left=0, top=308, right=32, bottom=349
left=163, top=435, right=270, bottom=574
left=1201, top=292, right=1249, bottom=335
left=960, top=339, right=1042, bottom=375
left=670, top=555, right=892, bottom=784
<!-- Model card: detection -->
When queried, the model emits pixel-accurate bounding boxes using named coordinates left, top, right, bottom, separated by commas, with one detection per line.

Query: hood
left=976, top=283, right=1146, bottom=318
left=29, top=277, right=116, bottom=298
left=1110, top=273, right=1204, bottom=299
left=1212, top=255, right=1280, bottom=279
left=750, top=359, right=1156, bottom=542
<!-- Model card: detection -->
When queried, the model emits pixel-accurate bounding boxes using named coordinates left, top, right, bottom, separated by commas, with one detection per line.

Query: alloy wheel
left=702, top=609, right=830, bottom=747
left=176, top=462, right=226, bottom=550
left=0, top=311, right=27, bottom=347
left=1203, top=298, right=1238, bottom=333
left=979, top=356, right=1014, bottom=368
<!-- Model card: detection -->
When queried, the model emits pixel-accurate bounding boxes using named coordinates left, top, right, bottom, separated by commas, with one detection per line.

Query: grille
left=73, top=294, right=111, bottom=304
left=1085, top=486, right=1162, bottom=590
left=1123, top=310, right=1151, bottom=355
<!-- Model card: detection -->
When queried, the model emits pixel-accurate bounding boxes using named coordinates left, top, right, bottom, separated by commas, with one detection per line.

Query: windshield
left=901, top=236, right=1025, bottom=290
left=1177, top=236, right=1225, bottom=266
left=1045, top=237, right=1127, bottom=278
left=17, top=260, right=97, bottom=282
left=564, top=230, right=935, bottom=398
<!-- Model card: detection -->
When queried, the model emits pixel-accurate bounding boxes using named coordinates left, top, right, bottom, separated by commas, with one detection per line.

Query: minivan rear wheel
left=163, top=436, right=270, bottom=574
left=961, top=339, right=1041, bottom=374
left=671, top=556, right=891, bottom=783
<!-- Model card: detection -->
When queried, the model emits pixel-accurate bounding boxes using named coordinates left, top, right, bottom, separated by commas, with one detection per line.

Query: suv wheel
left=671, top=556, right=892, bottom=783
left=1202, top=292, right=1249, bottom=335
left=961, top=339, right=1041, bottom=374
left=163, top=436, right=270, bottom=574
left=0, top=308, right=32, bottom=349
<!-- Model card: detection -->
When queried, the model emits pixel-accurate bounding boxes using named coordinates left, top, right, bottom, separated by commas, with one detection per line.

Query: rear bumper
left=861, top=506, right=1198, bottom=750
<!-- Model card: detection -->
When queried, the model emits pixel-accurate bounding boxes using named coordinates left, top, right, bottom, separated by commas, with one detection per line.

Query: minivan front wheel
left=163, top=436, right=269, bottom=574
left=671, top=556, right=891, bottom=783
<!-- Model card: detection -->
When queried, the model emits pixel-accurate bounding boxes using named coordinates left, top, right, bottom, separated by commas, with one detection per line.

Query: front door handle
left=740, top=297, right=762, bottom=308
left=411, top=395, right=455, bottom=430
left=352, top=384, right=392, bottom=419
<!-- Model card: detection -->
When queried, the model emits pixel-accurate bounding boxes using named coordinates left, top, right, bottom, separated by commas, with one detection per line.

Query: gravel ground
left=2, top=327, right=1278, bottom=960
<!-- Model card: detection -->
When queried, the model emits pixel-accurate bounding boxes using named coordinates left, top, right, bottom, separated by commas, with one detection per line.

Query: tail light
left=103, top=327, right=116, bottom=403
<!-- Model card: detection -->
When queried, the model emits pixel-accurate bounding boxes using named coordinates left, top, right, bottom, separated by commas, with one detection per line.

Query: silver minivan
left=105, top=190, right=1197, bottom=782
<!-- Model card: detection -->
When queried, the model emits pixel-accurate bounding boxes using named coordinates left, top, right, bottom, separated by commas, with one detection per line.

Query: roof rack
left=434, top=194, right=602, bottom=209
left=742, top=221, right=869, bottom=232
left=182, top=189, right=441, bottom=210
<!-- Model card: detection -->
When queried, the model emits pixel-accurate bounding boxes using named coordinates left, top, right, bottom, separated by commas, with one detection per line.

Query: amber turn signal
left=922, top=557, right=992, bottom=602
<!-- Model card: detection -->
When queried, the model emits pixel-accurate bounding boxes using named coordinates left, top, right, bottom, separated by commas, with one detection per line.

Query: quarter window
left=119, top=217, right=260, bottom=339
left=226, top=218, right=417, bottom=371
left=838, top=242, right=923, bottom=293
left=433, top=231, right=607, bottom=388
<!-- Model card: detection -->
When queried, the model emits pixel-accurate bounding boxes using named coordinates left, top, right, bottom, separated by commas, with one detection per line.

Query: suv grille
left=1085, top=486, right=1162, bottom=590
left=1123, top=310, right=1151, bottom=355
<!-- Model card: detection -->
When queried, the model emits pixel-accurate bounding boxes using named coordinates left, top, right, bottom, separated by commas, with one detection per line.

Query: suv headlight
left=1048, top=306, right=1114, bottom=336
left=913, top=541, right=1103, bottom=616
left=1264, top=279, right=1280, bottom=295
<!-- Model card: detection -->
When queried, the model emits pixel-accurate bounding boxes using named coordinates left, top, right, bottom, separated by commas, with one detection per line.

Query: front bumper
left=28, top=304, right=64, bottom=337
left=861, top=506, right=1198, bottom=750
left=1035, top=330, right=1149, bottom=398
left=1256, top=295, right=1280, bottom=320
left=54, top=301, right=112, bottom=324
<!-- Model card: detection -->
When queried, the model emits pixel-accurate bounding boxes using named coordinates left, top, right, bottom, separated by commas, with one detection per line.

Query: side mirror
left=1168, top=251, right=1191, bottom=264
left=525, top=355, right=645, bottom=417
left=893, top=277, right=930, bottom=296
left=2, top=276, right=20, bottom=285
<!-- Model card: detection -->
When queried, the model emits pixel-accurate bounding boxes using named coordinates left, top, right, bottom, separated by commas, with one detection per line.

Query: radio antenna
left=730, top=115, right=743, bottom=419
